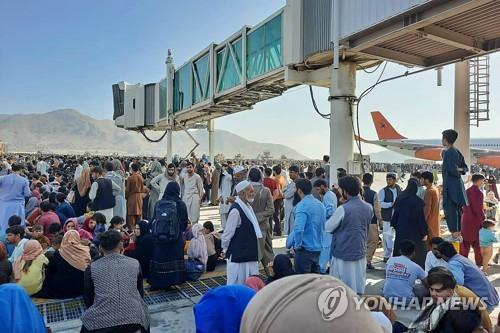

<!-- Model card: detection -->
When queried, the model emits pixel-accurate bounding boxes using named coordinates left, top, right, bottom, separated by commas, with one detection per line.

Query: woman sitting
left=125, top=220, right=154, bottom=278
left=203, top=221, right=222, bottom=272
left=188, top=223, right=208, bottom=270
left=13, top=240, right=48, bottom=296
left=0, top=242, right=12, bottom=285
left=64, top=218, right=93, bottom=241
left=39, top=230, right=91, bottom=298
left=266, top=254, right=295, bottom=284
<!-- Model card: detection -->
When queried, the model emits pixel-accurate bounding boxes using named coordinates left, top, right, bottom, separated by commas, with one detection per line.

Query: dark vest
left=362, top=186, right=377, bottom=224
left=92, top=178, right=116, bottom=211
left=226, top=203, right=258, bottom=263
left=331, top=196, right=372, bottom=261
left=381, top=186, right=399, bottom=221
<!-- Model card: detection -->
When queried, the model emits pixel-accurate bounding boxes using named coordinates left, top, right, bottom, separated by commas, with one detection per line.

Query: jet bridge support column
left=165, top=50, right=175, bottom=163
left=208, top=119, right=215, bottom=165
left=454, top=61, right=471, bottom=167
left=329, top=62, right=356, bottom=185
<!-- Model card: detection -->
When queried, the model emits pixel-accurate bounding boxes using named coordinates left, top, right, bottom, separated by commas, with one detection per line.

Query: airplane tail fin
left=371, top=111, right=407, bottom=140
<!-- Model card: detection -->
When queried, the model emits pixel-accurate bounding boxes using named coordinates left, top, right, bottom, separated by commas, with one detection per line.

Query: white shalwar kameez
left=222, top=197, right=262, bottom=285
left=326, top=205, right=367, bottom=295
left=181, top=173, right=204, bottom=224
left=218, top=171, right=233, bottom=229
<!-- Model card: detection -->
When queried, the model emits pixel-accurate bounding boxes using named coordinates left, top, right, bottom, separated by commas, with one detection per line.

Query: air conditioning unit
left=112, top=81, right=160, bottom=130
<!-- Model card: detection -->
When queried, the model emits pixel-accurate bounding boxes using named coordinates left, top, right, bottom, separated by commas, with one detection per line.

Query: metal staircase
left=469, top=55, right=490, bottom=127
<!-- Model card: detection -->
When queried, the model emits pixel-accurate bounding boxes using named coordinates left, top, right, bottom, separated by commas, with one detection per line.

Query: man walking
left=181, top=162, right=204, bottom=224
left=378, top=173, right=401, bottom=262
left=272, top=166, right=287, bottom=236
left=362, top=173, right=382, bottom=270
left=283, top=165, right=299, bottom=235
left=126, top=163, right=148, bottom=228
left=222, top=180, right=262, bottom=284
left=286, top=179, right=325, bottom=274
left=248, top=168, right=275, bottom=274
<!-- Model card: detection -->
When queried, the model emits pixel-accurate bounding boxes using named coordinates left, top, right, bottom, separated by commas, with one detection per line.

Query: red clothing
left=460, top=240, right=482, bottom=266
left=263, top=178, right=277, bottom=195
left=38, top=211, right=61, bottom=236
left=461, top=186, right=485, bottom=241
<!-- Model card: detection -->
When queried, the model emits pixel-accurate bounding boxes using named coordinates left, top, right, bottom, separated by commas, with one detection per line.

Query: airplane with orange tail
left=358, top=111, right=500, bottom=168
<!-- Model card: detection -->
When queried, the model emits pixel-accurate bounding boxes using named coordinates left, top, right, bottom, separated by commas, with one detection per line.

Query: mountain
left=0, top=109, right=309, bottom=160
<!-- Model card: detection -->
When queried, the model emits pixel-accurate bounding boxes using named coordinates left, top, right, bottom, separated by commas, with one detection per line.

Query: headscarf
left=188, top=224, right=208, bottom=268
left=194, top=285, right=256, bottom=333
left=76, top=166, right=91, bottom=197
left=59, top=230, right=91, bottom=271
left=0, top=284, right=47, bottom=333
left=13, top=240, right=43, bottom=280
left=0, top=241, right=8, bottom=261
left=245, top=276, right=265, bottom=292
left=149, top=160, right=163, bottom=179
left=163, top=181, right=181, bottom=202
left=240, top=274, right=384, bottom=333
left=25, top=196, right=39, bottom=217
left=63, top=217, right=92, bottom=240
left=396, top=178, right=419, bottom=203
left=112, top=159, right=125, bottom=177
left=268, top=254, right=295, bottom=283
left=82, top=217, right=96, bottom=233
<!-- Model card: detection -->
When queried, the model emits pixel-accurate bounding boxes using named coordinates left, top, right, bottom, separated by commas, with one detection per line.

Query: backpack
left=151, top=199, right=179, bottom=242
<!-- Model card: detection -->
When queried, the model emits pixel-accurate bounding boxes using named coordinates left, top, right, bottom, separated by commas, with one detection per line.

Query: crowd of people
left=0, top=129, right=499, bottom=333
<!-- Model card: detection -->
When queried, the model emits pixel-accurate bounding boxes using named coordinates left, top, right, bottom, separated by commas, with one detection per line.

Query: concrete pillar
left=165, top=49, right=175, bottom=163
left=208, top=119, right=215, bottom=165
left=454, top=61, right=471, bottom=167
left=329, top=62, right=356, bottom=185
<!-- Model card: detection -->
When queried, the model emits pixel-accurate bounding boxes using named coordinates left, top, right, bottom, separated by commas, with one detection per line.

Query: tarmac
left=48, top=173, right=500, bottom=332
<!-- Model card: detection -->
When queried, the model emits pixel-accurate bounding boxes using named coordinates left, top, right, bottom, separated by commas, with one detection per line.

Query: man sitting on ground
left=424, top=237, right=448, bottom=272
left=437, top=241, right=499, bottom=312
left=383, top=240, right=427, bottom=305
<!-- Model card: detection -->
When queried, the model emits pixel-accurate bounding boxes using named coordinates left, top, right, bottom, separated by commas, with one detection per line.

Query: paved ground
left=51, top=173, right=500, bottom=332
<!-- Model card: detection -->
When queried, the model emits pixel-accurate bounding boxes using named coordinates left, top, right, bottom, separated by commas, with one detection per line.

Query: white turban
left=233, top=165, right=245, bottom=174
left=235, top=180, right=251, bottom=194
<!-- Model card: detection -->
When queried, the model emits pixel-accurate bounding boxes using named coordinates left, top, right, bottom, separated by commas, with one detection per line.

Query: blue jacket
left=448, top=254, right=499, bottom=309
left=56, top=202, right=76, bottom=224
left=286, top=195, right=325, bottom=252
left=442, top=147, right=468, bottom=206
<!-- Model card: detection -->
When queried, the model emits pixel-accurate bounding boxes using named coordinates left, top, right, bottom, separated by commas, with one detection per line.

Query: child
left=479, top=219, right=497, bottom=274
left=91, top=213, right=107, bottom=246
left=484, top=191, right=498, bottom=220
left=202, top=221, right=222, bottom=271
left=109, top=216, right=130, bottom=248
left=24, top=224, right=44, bottom=240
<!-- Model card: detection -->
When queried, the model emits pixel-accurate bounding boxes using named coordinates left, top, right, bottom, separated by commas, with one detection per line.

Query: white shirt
left=8, top=238, right=28, bottom=263
left=424, top=251, right=448, bottom=272
left=74, top=164, right=83, bottom=181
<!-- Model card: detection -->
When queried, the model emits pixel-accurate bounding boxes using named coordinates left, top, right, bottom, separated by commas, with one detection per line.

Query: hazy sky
left=1, top=0, right=499, bottom=159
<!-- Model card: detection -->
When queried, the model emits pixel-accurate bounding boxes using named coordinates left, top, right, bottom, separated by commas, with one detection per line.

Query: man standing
left=150, top=163, right=180, bottom=201
left=283, top=165, right=299, bottom=235
left=422, top=171, right=440, bottom=248
left=0, top=163, right=31, bottom=235
left=181, top=162, right=204, bottom=224
left=322, top=155, right=330, bottom=187
left=310, top=167, right=326, bottom=200
left=248, top=168, right=275, bottom=274
left=314, top=179, right=337, bottom=274
left=362, top=173, right=382, bottom=270
left=126, top=163, right=148, bottom=229
left=460, top=173, right=485, bottom=266
left=441, top=129, right=468, bottom=240
left=326, top=176, right=373, bottom=294
left=272, top=165, right=287, bottom=236
left=218, top=163, right=235, bottom=230
left=74, top=158, right=84, bottom=182
left=286, top=179, right=325, bottom=274
left=36, top=158, right=49, bottom=176
left=89, top=166, right=120, bottom=225
left=378, top=173, right=401, bottom=262
left=222, top=180, right=262, bottom=285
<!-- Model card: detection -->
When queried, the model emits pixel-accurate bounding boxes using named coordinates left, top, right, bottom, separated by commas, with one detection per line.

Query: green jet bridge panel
left=164, top=10, right=297, bottom=129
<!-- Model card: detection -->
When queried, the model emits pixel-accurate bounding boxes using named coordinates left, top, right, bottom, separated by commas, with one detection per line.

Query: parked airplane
left=360, top=111, right=500, bottom=168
